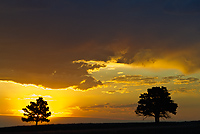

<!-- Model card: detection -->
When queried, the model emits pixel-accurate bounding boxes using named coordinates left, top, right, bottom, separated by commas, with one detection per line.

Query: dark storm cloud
left=73, top=60, right=106, bottom=71
left=75, top=76, right=103, bottom=91
left=0, top=0, right=200, bottom=89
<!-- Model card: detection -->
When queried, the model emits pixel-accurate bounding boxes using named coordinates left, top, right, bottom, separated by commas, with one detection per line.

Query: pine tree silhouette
left=22, top=97, right=51, bottom=126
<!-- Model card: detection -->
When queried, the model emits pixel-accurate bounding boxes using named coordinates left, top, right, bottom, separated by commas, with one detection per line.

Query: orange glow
left=0, top=80, right=75, bottom=117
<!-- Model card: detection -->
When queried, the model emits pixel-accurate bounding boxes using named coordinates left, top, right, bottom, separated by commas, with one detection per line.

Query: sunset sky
left=0, top=0, right=200, bottom=124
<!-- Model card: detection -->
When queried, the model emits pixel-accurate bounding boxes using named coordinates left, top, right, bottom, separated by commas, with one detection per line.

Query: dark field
left=1, top=121, right=200, bottom=134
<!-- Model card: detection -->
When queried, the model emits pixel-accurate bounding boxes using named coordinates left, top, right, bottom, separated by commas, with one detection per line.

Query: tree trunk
left=36, top=115, right=39, bottom=126
left=155, top=113, right=160, bottom=123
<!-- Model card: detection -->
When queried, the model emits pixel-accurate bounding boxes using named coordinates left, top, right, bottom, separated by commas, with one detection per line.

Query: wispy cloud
left=108, top=75, right=158, bottom=86
left=174, top=77, right=199, bottom=84
left=102, top=87, right=131, bottom=94
left=160, top=75, right=185, bottom=84
left=18, top=94, right=53, bottom=101
left=170, top=87, right=197, bottom=94
left=71, top=103, right=137, bottom=113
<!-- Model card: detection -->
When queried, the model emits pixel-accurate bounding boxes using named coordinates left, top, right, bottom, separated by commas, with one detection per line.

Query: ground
left=1, top=121, right=200, bottom=134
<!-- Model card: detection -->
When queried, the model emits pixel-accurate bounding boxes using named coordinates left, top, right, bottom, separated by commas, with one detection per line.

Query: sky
left=0, top=0, right=200, bottom=125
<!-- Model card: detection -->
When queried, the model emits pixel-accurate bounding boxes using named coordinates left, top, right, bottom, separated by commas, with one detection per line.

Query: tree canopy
left=135, top=86, right=178, bottom=123
left=22, top=97, right=51, bottom=126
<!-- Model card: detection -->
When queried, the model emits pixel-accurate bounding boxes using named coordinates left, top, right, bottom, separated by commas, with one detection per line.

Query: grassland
left=1, top=121, right=200, bottom=134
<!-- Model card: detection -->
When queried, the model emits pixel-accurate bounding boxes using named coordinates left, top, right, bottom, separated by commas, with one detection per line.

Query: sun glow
left=0, top=80, right=76, bottom=117
left=0, top=61, right=199, bottom=121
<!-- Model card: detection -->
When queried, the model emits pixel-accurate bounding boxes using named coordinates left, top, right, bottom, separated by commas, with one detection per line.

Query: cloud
left=160, top=75, right=185, bottom=84
left=74, top=76, right=103, bottom=91
left=0, top=0, right=200, bottom=89
left=102, top=90, right=116, bottom=95
left=105, top=74, right=200, bottom=90
left=109, top=75, right=158, bottom=86
left=117, top=72, right=124, bottom=74
left=102, top=87, right=131, bottom=94
left=110, top=75, right=199, bottom=86
left=72, top=103, right=137, bottom=113
left=170, top=87, right=196, bottom=94
left=174, top=77, right=199, bottom=84
left=17, top=94, right=53, bottom=101
left=73, top=60, right=107, bottom=74
left=130, top=49, right=156, bottom=66
left=0, top=61, right=104, bottom=90
left=31, top=94, right=52, bottom=98
left=160, top=75, right=199, bottom=85
left=113, top=47, right=200, bottom=73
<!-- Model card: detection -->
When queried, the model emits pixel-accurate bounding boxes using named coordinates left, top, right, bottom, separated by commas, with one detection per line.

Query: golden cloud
left=170, top=87, right=197, bottom=94
left=102, top=87, right=131, bottom=94
left=174, top=77, right=199, bottom=84
left=108, top=75, right=158, bottom=86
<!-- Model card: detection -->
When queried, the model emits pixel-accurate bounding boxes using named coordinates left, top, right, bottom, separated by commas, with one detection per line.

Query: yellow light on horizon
left=0, top=80, right=76, bottom=118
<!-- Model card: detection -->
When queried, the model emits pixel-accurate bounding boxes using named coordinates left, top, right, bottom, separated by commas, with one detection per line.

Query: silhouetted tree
left=22, top=97, right=51, bottom=126
left=135, top=86, right=178, bottom=123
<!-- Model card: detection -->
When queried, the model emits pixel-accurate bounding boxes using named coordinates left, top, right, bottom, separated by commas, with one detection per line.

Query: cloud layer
left=109, top=75, right=158, bottom=86
left=0, top=0, right=200, bottom=89
left=72, top=103, right=137, bottom=113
